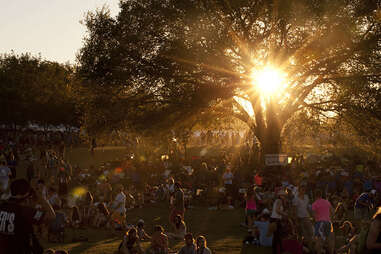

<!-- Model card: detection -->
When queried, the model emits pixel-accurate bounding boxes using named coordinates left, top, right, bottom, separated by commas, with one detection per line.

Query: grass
left=26, top=146, right=271, bottom=254
left=44, top=203, right=272, bottom=254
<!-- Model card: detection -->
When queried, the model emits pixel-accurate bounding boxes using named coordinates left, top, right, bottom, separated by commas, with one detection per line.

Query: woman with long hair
left=196, top=235, right=212, bottom=254
left=167, top=215, right=186, bottom=240
left=118, top=227, right=143, bottom=254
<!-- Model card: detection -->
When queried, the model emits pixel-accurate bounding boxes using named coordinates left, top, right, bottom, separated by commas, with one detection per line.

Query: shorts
left=314, top=221, right=333, bottom=241
left=297, top=217, right=313, bottom=239
left=246, top=209, right=257, bottom=217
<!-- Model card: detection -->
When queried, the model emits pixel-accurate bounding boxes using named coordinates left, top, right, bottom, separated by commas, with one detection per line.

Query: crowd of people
left=0, top=129, right=381, bottom=254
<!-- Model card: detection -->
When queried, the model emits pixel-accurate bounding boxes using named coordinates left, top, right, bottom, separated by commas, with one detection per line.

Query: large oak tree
left=77, top=0, right=381, bottom=156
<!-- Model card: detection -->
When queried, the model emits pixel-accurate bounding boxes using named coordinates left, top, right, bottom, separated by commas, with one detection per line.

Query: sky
left=0, top=0, right=120, bottom=64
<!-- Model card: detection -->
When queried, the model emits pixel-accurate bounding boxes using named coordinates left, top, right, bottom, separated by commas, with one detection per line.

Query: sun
left=250, top=66, right=287, bottom=97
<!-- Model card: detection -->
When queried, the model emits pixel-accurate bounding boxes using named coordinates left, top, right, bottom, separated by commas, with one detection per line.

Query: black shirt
left=0, top=201, right=45, bottom=254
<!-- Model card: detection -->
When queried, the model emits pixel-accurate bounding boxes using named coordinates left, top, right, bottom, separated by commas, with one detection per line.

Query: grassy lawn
left=30, top=146, right=271, bottom=254
left=44, top=203, right=272, bottom=254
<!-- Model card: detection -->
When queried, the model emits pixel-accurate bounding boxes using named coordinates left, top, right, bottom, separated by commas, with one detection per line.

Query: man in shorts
left=312, top=190, right=335, bottom=254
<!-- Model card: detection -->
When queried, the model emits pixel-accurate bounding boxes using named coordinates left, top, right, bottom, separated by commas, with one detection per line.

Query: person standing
left=270, top=189, right=288, bottom=254
left=6, top=151, right=17, bottom=179
left=170, top=183, right=185, bottom=226
left=222, top=167, right=233, bottom=199
left=245, top=187, right=257, bottom=229
left=354, top=189, right=376, bottom=221
left=311, top=190, right=335, bottom=254
left=57, top=167, right=69, bottom=197
left=112, top=184, right=127, bottom=229
left=0, top=179, right=55, bottom=254
left=292, top=185, right=313, bottom=250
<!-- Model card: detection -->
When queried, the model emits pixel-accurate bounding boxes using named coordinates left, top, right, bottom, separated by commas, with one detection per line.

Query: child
left=136, top=219, right=150, bottom=240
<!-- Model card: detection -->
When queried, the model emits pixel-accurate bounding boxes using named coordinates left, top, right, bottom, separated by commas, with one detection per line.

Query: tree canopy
left=77, top=0, right=381, bottom=155
left=0, top=53, right=78, bottom=127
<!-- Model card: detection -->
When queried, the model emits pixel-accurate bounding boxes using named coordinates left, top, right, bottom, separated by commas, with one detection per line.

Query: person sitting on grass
left=196, top=235, right=212, bottom=254
left=253, top=213, right=273, bottom=247
left=136, top=219, right=150, bottom=240
left=147, top=225, right=169, bottom=254
left=168, top=215, right=187, bottom=240
left=71, top=206, right=87, bottom=242
left=177, top=233, right=197, bottom=254
left=96, top=202, right=111, bottom=228
left=44, top=249, right=55, bottom=254
left=118, top=227, right=143, bottom=254
left=337, top=221, right=359, bottom=254
left=54, top=251, right=69, bottom=254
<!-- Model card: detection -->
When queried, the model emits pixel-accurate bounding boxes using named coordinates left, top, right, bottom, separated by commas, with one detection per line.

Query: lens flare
left=72, top=187, right=87, bottom=198
left=250, top=66, right=287, bottom=97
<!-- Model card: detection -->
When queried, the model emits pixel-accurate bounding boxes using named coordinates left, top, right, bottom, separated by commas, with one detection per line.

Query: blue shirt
left=254, top=221, right=273, bottom=247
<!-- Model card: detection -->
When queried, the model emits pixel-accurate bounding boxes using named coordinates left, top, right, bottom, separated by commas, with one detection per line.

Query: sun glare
left=250, top=66, right=287, bottom=97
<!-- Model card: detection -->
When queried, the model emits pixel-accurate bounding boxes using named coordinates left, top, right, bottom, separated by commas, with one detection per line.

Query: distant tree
left=0, top=53, right=78, bottom=127
left=77, top=0, right=380, bottom=159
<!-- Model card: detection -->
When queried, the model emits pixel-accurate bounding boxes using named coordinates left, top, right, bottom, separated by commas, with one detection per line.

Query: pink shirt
left=312, top=198, right=332, bottom=222
left=246, top=197, right=257, bottom=210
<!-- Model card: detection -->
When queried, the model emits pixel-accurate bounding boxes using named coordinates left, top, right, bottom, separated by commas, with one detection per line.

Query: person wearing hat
left=270, top=188, right=288, bottom=254
left=178, top=233, right=196, bottom=254
left=0, top=178, right=55, bottom=254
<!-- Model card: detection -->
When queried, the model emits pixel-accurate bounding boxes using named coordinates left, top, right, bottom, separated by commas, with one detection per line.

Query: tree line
left=0, top=0, right=380, bottom=160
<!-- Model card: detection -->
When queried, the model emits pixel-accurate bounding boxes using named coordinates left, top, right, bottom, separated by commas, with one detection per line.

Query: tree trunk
left=253, top=121, right=283, bottom=165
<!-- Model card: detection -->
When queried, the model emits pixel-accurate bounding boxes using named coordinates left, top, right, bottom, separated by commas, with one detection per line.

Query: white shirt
left=113, top=192, right=126, bottom=214
left=292, top=194, right=310, bottom=218
left=271, top=199, right=283, bottom=219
